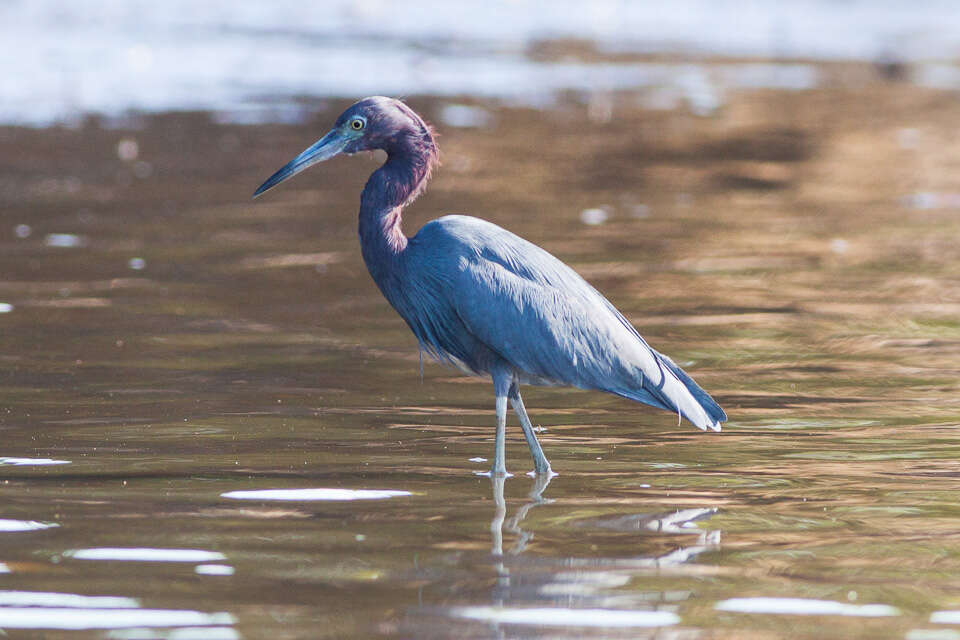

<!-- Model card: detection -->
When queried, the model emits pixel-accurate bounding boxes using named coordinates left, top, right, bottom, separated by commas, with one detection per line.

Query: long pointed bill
left=252, top=129, right=349, bottom=198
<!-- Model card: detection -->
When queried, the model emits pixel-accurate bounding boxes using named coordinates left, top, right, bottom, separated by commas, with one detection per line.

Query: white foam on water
left=715, top=597, right=900, bottom=617
left=0, top=608, right=234, bottom=630
left=0, top=591, right=138, bottom=608
left=0, top=519, right=59, bottom=532
left=65, top=548, right=226, bottom=562
left=447, top=606, right=680, bottom=627
left=220, top=488, right=411, bottom=501
left=0, top=457, right=71, bottom=466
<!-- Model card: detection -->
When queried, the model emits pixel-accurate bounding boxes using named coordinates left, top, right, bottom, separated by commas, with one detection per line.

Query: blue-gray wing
left=411, top=216, right=725, bottom=430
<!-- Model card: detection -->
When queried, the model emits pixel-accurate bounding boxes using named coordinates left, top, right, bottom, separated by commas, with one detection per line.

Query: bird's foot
left=527, top=466, right=555, bottom=477
left=489, top=467, right=511, bottom=478
left=474, top=469, right=513, bottom=478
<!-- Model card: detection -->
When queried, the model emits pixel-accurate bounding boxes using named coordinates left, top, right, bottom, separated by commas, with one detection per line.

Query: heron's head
left=253, top=96, right=437, bottom=198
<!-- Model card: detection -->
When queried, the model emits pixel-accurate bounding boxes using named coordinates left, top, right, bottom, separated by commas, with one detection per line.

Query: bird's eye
left=350, top=118, right=365, bottom=130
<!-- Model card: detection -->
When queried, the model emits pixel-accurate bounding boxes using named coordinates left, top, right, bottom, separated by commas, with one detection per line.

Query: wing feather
left=408, top=215, right=724, bottom=430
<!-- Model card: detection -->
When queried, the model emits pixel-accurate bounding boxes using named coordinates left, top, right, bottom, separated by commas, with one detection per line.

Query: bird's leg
left=489, top=370, right=513, bottom=477
left=508, top=384, right=552, bottom=475
left=491, top=394, right=508, bottom=476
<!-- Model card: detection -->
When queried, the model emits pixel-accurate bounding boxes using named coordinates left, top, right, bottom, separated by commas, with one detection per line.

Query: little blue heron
left=254, top=96, right=726, bottom=476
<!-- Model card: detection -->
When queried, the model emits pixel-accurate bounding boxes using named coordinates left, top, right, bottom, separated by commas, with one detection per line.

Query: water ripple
left=446, top=606, right=680, bottom=627
left=64, top=549, right=226, bottom=562
left=0, top=591, right=137, bottom=608
left=221, top=488, right=411, bottom=501
left=0, top=608, right=234, bottom=630
left=0, top=457, right=70, bottom=466
left=716, top=597, right=900, bottom=617
left=0, top=519, right=59, bottom=532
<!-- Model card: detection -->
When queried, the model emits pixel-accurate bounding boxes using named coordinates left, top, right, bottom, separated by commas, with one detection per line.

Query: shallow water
left=3, top=84, right=960, bottom=638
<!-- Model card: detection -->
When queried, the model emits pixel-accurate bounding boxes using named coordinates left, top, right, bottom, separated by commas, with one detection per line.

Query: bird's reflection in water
left=453, top=476, right=721, bottom=637
left=489, top=475, right=719, bottom=567
left=490, top=473, right=554, bottom=560
left=490, top=474, right=554, bottom=610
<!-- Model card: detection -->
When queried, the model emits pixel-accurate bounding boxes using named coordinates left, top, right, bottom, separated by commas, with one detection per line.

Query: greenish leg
left=509, top=385, right=552, bottom=475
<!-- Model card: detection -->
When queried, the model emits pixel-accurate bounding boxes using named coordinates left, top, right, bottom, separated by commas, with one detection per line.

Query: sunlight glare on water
left=0, top=608, right=235, bottom=630
left=715, top=597, right=901, bottom=617
left=220, top=488, right=412, bottom=501
left=194, top=564, right=236, bottom=576
left=106, top=629, right=240, bottom=640
left=0, top=457, right=70, bottom=466
left=0, top=591, right=138, bottom=608
left=0, top=519, right=59, bottom=532
left=64, top=549, right=227, bottom=562
left=446, top=607, right=681, bottom=627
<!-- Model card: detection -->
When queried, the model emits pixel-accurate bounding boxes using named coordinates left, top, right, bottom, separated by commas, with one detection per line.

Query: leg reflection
left=489, top=473, right=554, bottom=558
left=489, top=474, right=554, bottom=615
left=435, top=478, right=721, bottom=636
left=503, top=472, right=553, bottom=555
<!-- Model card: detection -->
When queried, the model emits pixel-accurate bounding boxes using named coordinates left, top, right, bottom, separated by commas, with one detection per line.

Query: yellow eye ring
left=350, top=118, right=365, bottom=130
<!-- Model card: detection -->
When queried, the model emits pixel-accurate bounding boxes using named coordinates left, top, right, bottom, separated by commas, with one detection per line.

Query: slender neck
left=358, top=135, right=437, bottom=276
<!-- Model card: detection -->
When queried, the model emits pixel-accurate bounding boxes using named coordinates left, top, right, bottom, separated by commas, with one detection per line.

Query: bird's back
left=395, top=215, right=724, bottom=430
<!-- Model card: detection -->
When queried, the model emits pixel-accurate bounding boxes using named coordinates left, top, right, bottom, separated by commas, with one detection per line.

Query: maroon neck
left=357, top=132, right=437, bottom=280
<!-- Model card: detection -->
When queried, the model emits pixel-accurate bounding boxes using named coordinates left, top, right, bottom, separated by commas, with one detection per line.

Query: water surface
left=2, top=80, right=960, bottom=638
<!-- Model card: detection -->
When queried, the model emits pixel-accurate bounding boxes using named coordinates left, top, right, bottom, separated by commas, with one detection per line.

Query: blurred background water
left=3, top=1, right=960, bottom=638
left=4, top=0, right=960, bottom=125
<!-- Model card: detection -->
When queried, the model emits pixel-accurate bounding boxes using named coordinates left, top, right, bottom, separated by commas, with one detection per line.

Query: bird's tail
left=615, top=352, right=725, bottom=432
left=657, top=354, right=726, bottom=431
